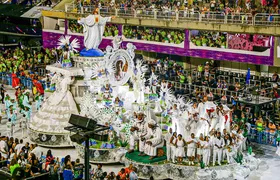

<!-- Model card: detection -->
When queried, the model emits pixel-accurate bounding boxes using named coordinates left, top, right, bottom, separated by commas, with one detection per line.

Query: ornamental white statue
left=78, top=8, right=115, bottom=55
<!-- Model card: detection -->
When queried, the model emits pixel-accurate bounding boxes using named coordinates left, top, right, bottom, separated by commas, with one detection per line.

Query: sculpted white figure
left=78, top=8, right=114, bottom=50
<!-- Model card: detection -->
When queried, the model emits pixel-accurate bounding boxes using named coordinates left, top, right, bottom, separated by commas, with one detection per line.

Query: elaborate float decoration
left=28, top=36, right=83, bottom=147
left=30, top=9, right=266, bottom=179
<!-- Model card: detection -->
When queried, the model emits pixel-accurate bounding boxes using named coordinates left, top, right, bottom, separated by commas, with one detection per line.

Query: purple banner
left=42, top=30, right=274, bottom=66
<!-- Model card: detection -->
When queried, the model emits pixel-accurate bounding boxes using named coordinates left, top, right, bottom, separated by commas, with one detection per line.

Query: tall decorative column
left=184, top=29, right=189, bottom=49
left=64, top=19, right=68, bottom=35
left=117, top=24, right=123, bottom=36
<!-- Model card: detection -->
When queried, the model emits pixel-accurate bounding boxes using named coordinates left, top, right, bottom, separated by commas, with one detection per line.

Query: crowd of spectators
left=0, top=136, right=138, bottom=179
left=76, top=0, right=280, bottom=22
left=190, top=30, right=227, bottom=48
left=123, top=25, right=185, bottom=44
left=0, top=47, right=54, bottom=74
left=0, top=47, right=64, bottom=94
left=68, top=20, right=83, bottom=34
left=69, top=21, right=119, bottom=37
left=153, top=57, right=279, bottom=99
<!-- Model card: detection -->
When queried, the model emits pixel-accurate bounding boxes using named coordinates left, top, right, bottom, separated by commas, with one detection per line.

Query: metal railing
left=64, top=5, right=280, bottom=26
left=0, top=73, right=50, bottom=91
left=249, top=124, right=278, bottom=147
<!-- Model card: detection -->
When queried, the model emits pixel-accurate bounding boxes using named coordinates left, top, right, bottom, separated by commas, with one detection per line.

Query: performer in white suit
left=218, top=96, right=231, bottom=132
left=213, top=132, right=224, bottom=166
left=78, top=8, right=114, bottom=50
left=170, top=132, right=177, bottom=163
left=185, top=103, right=198, bottom=138
left=170, top=104, right=181, bottom=134
left=143, top=119, right=163, bottom=159
left=200, top=107, right=215, bottom=136
left=201, top=136, right=211, bottom=166
left=175, top=134, right=186, bottom=164
left=186, top=133, right=197, bottom=165
left=164, top=128, right=173, bottom=162
left=128, top=112, right=148, bottom=156
left=223, top=133, right=231, bottom=163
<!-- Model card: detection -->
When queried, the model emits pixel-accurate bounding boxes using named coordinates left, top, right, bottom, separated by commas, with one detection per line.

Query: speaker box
left=70, top=134, right=86, bottom=144
left=69, top=114, right=97, bottom=130
left=91, top=133, right=108, bottom=141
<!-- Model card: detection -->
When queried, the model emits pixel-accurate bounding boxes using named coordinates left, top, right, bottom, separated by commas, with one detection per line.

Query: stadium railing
left=0, top=72, right=50, bottom=91
left=249, top=124, right=278, bottom=147
left=64, top=4, right=280, bottom=26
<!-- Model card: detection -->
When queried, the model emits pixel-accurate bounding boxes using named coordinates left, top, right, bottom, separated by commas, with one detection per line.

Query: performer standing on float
left=170, top=132, right=177, bottom=163
left=186, top=133, right=197, bottom=165
left=128, top=112, right=148, bottom=156
left=205, top=93, right=218, bottom=131
left=169, top=104, right=181, bottom=135
left=200, top=107, right=215, bottom=136
left=213, top=132, right=224, bottom=166
left=217, top=96, right=231, bottom=132
left=185, top=102, right=199, bottom=138
left=164, top=128, right=173, bottom=162
left=143, top=119, right=163, bottom=160
left=201, top=136, right=211, bottom=167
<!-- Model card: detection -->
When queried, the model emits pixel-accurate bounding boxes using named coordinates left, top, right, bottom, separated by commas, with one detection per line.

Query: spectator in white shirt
left=14, top=139, right=24, bottom=156
left=31, top=144, right=43, bottom=160
left=0, top=136, right=8, bottom=160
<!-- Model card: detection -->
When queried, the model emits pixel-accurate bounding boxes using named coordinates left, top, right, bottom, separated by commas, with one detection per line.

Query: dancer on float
left=213, top=131, right=224, bottom=166
left=164, top=128, right=173, bottom=162
left=128, top=112, right=148, bottom=156
left=201, top=136, right=211, bottom=166
left=186, top=133, right=197, bottom=165
left=142, top=119, right=163, bottom=160
left=222, top=133, right=231, bottom=163
left=169, top=103, right=181, bottom=135
left=185, top=102, right=199, bottom=138
left=196, top=133, right=204, bottom=163
left=217, top=96, right=231, bottom=132
left=175, top=134, right=186, bottom=164
left=169, top=131, right=177, bottom=163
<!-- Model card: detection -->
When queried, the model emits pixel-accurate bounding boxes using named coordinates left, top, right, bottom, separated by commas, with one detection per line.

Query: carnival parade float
left=28, top=10, right=267, bottom=179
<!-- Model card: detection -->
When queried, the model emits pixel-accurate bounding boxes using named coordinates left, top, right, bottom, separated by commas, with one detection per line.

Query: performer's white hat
left=136, top=111, right=145, bottom=116
left=221, top=96, right=227, bottom=100
left=207, top=93, right=214, bottom=101
left=221, top=95, right=227, bottom=104
left=148, top=119, right=157, bottom=125
left=207, top=93, right=213, bottom=98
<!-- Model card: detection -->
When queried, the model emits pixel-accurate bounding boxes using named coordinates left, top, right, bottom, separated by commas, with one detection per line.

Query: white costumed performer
left=143, top=119, right=163, bottom=159
left=128, top=112, right=148, bottom=155
left=164, top=128, right=173, bottom=161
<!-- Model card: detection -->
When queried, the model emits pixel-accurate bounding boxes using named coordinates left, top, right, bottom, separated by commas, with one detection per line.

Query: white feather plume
left=70, top=38, right=80, bottom=52
left=57, top=35, right=80, bottom=52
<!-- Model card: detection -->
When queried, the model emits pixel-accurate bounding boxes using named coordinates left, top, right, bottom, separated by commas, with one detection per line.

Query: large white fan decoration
left=57, top=35, right=80, bottom=53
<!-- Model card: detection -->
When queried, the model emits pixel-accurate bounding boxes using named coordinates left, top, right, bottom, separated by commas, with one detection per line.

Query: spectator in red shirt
left=117, top=168, right=127, bottom=180
left=125, top=164, right=133, bottom=175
